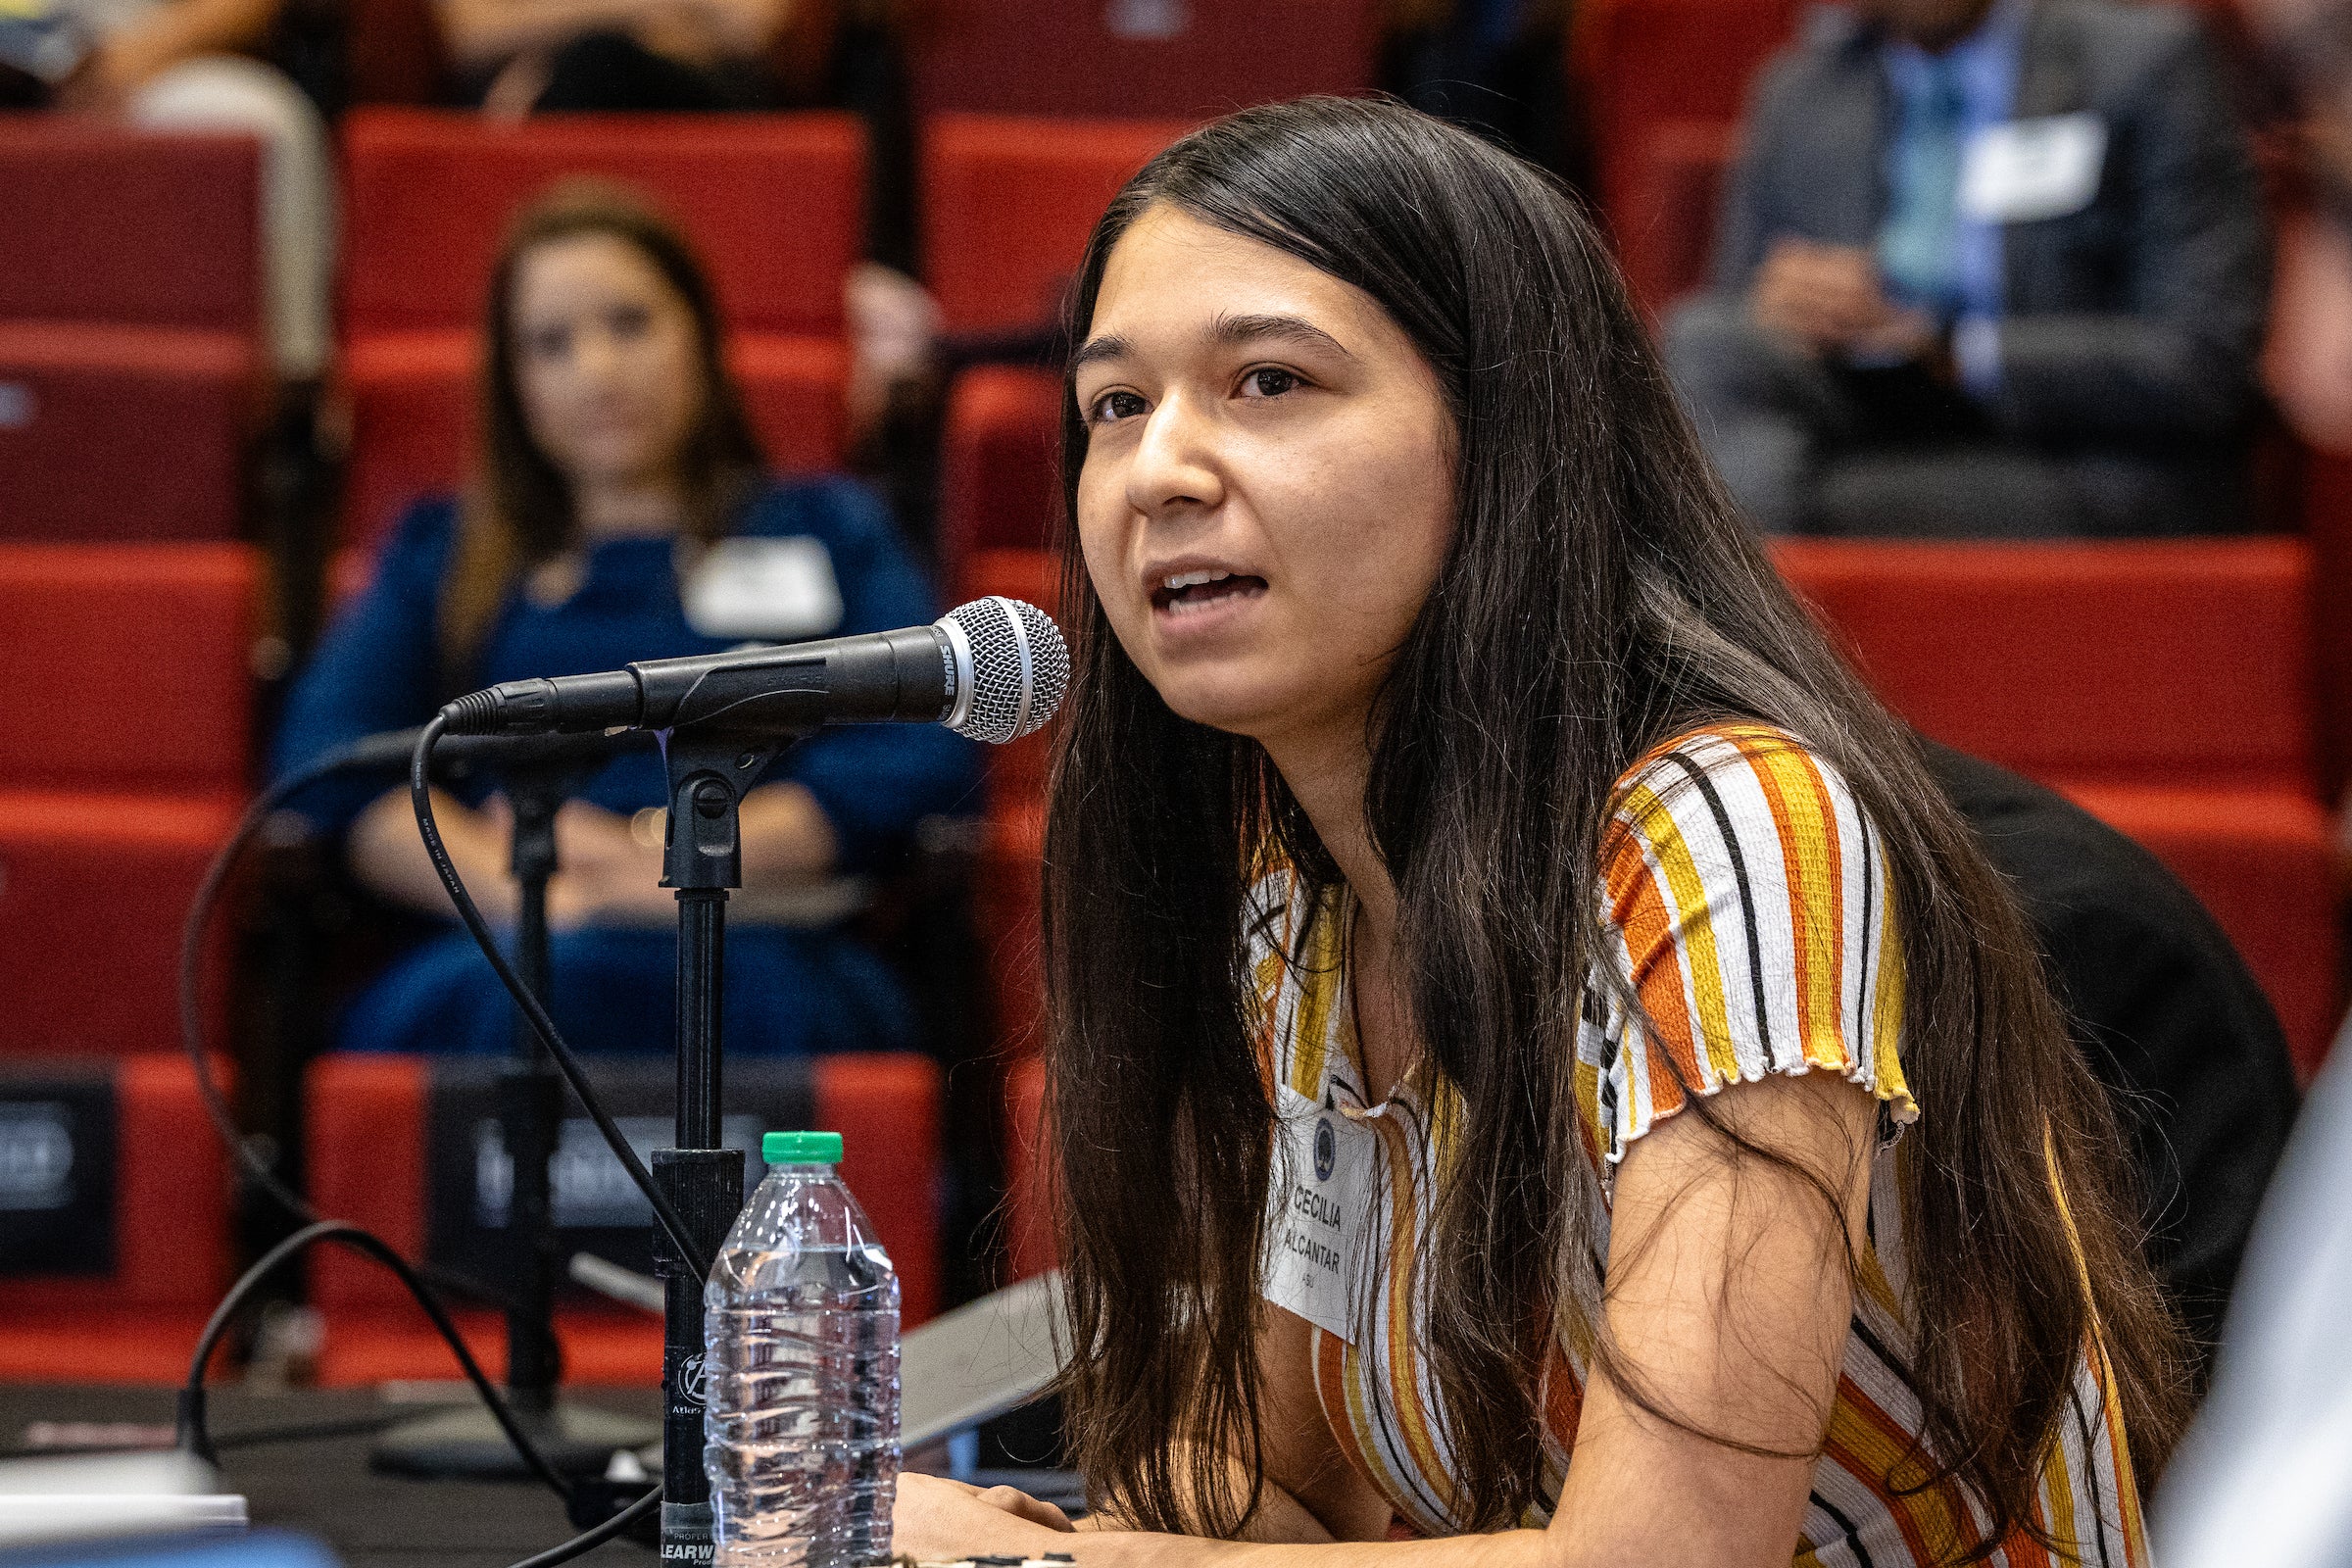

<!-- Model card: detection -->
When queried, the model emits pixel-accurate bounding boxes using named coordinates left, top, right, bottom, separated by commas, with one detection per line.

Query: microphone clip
left=655, top=721, right=796, bottom=893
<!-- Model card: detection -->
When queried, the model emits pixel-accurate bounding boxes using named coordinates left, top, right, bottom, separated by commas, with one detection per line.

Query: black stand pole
left=372, top=762, right=658, bottom=1481
left=653, top=726, right=787, bottom=1564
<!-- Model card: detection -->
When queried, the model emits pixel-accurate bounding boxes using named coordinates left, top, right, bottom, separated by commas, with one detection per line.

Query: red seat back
left=339, top=109, right=865, bottom=338
left=0, top=790, right=238, bottom=1058
left=2066, top=784, right=2342, bottom=1077
left=0, top=1055, right=231, bottom=1316
left=1772, top=539, right=2320, bottom=793
left=923, top=115, right=1193, bottom=334
left=0, top=544, right=256, bottom=793
left=0, top=124, right=260, bottom=334
left=904, top=0, right=1374, bottom=121
left=1615, top=119, right=1739, bottom=317
left=1577, top=0, right=1796, bottom=254
left=0, top=324, right=257, bottom=543
left=937, top=366, right=1064, bottom=593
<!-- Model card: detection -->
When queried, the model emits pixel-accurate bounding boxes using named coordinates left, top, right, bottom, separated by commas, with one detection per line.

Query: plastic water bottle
left=704, top=1131, right=902, bottom=1566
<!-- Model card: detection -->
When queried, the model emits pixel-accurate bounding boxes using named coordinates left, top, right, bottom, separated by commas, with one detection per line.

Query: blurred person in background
left=2151, top=1, right=2352, bottom=1560
left=1664, top=0, right=2270, bottom=538
left=272, top=182, right=977, bottom=1057
left=0, top=0, right=331, bottom=382
left=436, top=0, right=796, bottom=112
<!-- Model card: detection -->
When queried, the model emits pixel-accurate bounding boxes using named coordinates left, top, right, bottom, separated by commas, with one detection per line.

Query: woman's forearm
left=348, top=786, right=514, bottom=922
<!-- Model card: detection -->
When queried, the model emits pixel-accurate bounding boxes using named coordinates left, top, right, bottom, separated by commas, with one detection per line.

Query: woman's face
left=510, top=232, right=705, bottom=493
left=1072, top=204, right=1456, bottom=752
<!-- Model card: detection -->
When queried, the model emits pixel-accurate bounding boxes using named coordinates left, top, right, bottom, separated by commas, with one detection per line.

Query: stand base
left=368, top=1399, right=659, bottom=1482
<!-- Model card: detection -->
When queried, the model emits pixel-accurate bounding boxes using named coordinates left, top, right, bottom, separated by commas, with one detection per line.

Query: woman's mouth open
left=1152, top=568, right=1269, bottom=617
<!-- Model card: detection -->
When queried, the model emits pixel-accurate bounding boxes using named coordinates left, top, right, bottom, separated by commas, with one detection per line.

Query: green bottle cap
left=762, top=1130, right=843, bottom=1165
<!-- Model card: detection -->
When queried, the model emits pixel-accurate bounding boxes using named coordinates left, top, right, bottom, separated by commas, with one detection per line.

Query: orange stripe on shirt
left=1312, top=1326, right=1390, bottom=1502
left=1613, top=783, right=1741, bottom=1086
left=1821, top=1380, right=1966, bottom=1567
left=1604, top=835, right=1696, bottom=1120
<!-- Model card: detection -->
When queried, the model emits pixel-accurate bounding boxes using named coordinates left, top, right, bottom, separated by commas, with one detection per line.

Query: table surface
left=2, top=1383, right=663, bottom=1567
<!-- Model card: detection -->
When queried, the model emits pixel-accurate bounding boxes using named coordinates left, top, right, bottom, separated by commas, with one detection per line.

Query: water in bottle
left=705, top=1131, right=901, bottom=1567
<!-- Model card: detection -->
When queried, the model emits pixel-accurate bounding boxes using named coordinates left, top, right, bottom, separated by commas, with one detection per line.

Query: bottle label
left=660, top=1501, right=714, bottom=1562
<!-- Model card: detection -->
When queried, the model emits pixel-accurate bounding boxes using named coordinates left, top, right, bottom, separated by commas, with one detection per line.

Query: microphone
left=330, top=725, right=658, bottom=773
left=436, top=596, right=1067, bottom=747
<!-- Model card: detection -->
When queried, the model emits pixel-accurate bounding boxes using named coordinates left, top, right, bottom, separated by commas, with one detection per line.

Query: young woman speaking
left=898, top=97, right=2183, bottom=1568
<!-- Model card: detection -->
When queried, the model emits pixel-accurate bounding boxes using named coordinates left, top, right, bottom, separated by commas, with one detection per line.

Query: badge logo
left=1313, top=1117, right=1337, bottom=1183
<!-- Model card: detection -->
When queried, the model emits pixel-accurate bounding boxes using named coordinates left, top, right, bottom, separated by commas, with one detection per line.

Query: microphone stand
left=650, top=718, right=789, bottom=1563
left=372, top=752, right=659, bottom=1481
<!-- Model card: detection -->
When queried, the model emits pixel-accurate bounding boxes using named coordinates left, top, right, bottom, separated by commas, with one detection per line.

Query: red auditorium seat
left=337, top=110, right=864, bottom=545
left=2065, top=785, right=2342, bottom=1076
left=1771, top=538, right=2318, bottom=791
left=925, top=116, right=1186, bottom=591
left=340, top=111, right=860, bottom=340
left=939, top=368, right=1066, bottom=600
left=0, top=544, right=254, bottom=1057
left=0, top=124, right=263, bottom=541
left=340, top=331, right=852, bottom=555
left=923, top=115, right=1191, bottom=336
left=0, top=1054, right=233, bottom=1381
left=1574, top=0, right=1796, bottom=271
left=903, top=0, right=1374, bottom=122
left=1615, top=120, right=1739, bottom=317
left=1773, top=537, right=2342, bottom=1073
left=305, top=1052, right=944, bottom=1386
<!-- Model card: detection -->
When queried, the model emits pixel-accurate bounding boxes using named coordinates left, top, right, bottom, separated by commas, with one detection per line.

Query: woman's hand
left=546, top=801, right=671, bottom=929
left=894, top=1473, right=1075, bottom=1562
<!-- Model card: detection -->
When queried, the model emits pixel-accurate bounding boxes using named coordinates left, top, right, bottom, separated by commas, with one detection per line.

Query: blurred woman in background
left=273, top=181, right=975, bottom=1058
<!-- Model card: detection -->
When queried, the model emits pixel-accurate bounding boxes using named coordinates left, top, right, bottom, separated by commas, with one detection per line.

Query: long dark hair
left=439, top=179, right=765, bottom=680
left=1041, top=97, right=2186, bottom=1557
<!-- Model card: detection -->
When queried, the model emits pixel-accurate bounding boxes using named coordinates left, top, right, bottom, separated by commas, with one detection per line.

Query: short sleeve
left=1577, top=725, right=1916, bottom=1174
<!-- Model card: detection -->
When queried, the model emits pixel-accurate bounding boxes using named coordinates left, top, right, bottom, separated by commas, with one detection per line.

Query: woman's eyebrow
left=1210, top=312, right=1354, bottom=360
left=1069, top=333, right=1135, bottom=373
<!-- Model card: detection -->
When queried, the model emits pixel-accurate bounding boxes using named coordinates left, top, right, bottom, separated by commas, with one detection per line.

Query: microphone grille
left=938, top=597, right=1069, bottom=744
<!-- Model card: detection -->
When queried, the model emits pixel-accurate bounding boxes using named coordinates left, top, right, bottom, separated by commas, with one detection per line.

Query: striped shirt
left=1247, top=723, right=2147, bottom=1564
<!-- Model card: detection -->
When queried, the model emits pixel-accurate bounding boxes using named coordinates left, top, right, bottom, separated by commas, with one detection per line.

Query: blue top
left=271, top=476, right=982, bottom=876
left=1877, top=0, right=2025, bottom=397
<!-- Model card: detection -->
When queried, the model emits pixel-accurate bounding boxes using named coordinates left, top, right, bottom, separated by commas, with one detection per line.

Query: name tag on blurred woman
left=684, top=535, right=844, bottom=642
left=1261, top=1082, right=1374, bottom=1344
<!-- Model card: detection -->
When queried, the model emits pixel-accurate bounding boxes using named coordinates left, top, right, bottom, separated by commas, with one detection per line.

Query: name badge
left=1261, top=1082, right=1373, bottom=1345
left=683, top=536, right=843, bottom=642
left=1960, top=114, right=2108, bottom=224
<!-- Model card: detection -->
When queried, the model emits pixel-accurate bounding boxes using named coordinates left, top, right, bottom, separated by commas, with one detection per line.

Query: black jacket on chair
left=1925, top=742, right=2301, bottom=1369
